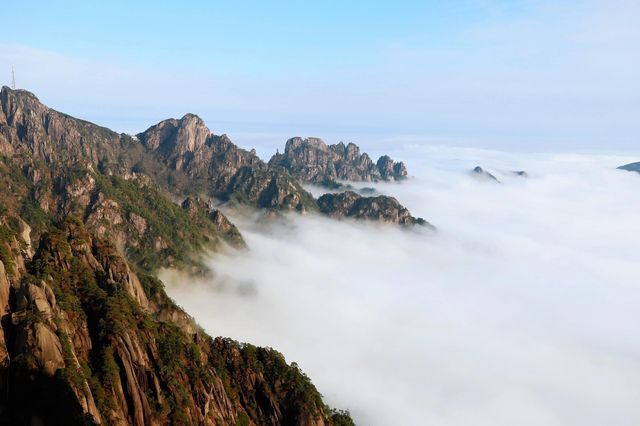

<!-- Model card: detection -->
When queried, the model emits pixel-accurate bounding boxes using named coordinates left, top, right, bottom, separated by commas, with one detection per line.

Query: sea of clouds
left=164, top=146, right=640, bottom=426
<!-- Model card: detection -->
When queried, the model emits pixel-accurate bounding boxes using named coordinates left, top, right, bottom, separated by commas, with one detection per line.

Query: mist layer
left=165, top=147, right=640, bottom=425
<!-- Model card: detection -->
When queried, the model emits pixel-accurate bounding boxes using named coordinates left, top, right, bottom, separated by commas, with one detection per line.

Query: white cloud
left=165, top=147, right=640, bottom=425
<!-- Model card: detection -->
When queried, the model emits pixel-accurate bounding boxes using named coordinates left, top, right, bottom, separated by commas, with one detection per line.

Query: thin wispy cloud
left=1, top=1, right=638, bottom=150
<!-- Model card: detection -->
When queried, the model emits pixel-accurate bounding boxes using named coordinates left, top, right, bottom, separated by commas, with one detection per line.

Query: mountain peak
left=270, top=137, right=408, bottom=184
left=137, top=113, right=211, bottom=153
left=285, top=136, right=328, bottom=153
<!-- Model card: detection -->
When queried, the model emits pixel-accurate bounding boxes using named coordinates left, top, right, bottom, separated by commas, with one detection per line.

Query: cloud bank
left=165, top=147, right=640, bottom=425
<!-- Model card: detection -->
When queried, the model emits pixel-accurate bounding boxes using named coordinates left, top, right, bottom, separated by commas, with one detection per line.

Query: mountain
left=471, top=166, right=500, bottom=183
left=269, top=137, right=408, bottom=184
left=617, top=162, right=640, bottom=173
left=135, top=116, right=316, bottom=212
left=0, top=86, right=422, bottom=225
left=1, top=218, right=346, bottom=425
left=0, top=86, right=356, bottom=425
left=318, top=192, right=431, bottom=227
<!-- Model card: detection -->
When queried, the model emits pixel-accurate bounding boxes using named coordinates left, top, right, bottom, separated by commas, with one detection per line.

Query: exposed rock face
left=318, top=191, right=430, bottom=227
left=0, top=88, right=121, bottom=167
left=0, top=86, right=314, bottom=213
left=512, top=170, right=528, bottom=177
left=269, top=137, right=408, bottom=183
left=377, top=155, right=408, bottom=181
left=471, top=166, right=500, bottom=183
left=137, top=116, right=315, bottom=211
left=181, top=197, right=245, bottom=248
left=0, top=219, right=336, bottom=425
left=618, top=162, right=640, bottom=173
left=0, top=86, right=423, bottom=228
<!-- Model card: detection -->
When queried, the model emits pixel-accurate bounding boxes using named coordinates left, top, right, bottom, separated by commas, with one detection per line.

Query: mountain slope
left=136, top=115, right=316, bottom=211
left=0, top=87, right=353, bottom=425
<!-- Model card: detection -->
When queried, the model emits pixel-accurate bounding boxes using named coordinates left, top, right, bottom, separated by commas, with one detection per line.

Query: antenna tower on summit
left=11, top=66, right=16, bottom=89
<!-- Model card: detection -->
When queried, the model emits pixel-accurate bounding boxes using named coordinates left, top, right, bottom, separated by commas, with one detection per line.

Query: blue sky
left=1, top=0, right=638, bottom=155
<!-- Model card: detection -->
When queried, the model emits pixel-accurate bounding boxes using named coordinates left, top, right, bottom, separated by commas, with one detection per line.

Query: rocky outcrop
left=0, top=87, right=125, bottom=180
left=137, top=116, right=315, bottom=211
left=181, top=197, right=245, bottom=248
left=269, top=137, right=408, bottom=184
left=318, top=191, right=430, bottom=227
left=618, top=162, right=640, bottom=173
left=471, top=166, right=500, bottom=183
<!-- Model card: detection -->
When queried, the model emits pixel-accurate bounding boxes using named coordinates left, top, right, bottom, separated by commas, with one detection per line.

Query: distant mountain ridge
left=618, top=162, right=640, bottom=173
left=269, top=136, right=408, bottom=184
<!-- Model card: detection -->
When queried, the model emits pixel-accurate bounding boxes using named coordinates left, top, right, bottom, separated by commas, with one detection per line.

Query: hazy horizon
left=2, top=0, right=639, bottom=152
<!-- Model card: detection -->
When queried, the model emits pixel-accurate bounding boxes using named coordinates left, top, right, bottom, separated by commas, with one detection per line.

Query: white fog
left=164, top=147, right=640, bottom=426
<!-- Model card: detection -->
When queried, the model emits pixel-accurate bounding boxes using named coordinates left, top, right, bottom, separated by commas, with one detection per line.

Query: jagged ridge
left=269, top=137, right=407, bottom=184
left=0, top=86, right=424, bottom=226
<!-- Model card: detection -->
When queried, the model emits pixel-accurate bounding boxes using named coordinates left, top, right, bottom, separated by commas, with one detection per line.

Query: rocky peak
left=137, top=113, right=211, bottom=154
left=329, top=142, right=361, bottom=162
left=377, top=155, right=408, bottom=180
left=285, top=136, right=329, bottom=153
left=270, top=137, right=408, bottom=184
left=471, top=166, right=500, bottom=183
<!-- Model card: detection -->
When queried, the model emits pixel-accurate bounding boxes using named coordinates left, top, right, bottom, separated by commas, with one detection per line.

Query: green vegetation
left=330, top=409, right=356, bottom=426
left=0, top=224, right=16, bottom=276
left=92, top=172, right=220, bottom=272
left=236, top=411, right=250, bottom=426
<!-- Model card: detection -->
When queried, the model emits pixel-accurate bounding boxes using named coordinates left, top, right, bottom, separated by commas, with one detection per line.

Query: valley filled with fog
left=165, top=147, right=640, bottom=426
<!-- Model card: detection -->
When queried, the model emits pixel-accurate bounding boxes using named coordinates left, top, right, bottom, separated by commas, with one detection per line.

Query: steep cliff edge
left=269, top=137, right=408, bottom=184
left=0, top=217, right=342, bottom=425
